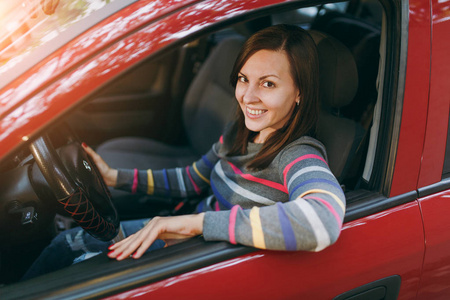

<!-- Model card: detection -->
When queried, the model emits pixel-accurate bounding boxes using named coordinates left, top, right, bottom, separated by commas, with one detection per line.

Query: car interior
left=0, top=0, right=387, bottom=289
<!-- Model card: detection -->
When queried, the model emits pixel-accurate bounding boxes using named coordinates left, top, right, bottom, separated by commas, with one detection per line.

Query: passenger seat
left=97, top=37, right=244, bottom=218
left=309, top=30, right=364, bottom=183
left=311, top=10, right=381, bottom=125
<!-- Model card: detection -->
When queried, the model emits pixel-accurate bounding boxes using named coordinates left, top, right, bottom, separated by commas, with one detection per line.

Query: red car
left=0, top=0, right=449, bottom=298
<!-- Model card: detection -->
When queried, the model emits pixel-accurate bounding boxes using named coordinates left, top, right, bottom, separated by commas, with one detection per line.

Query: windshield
left=0, top=0, right=125, bottom=89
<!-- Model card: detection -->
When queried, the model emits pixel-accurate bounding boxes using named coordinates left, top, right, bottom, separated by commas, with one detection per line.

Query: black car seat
left=311, top=10, right=381, bottom=126
left=96, top=37, right=244, bottom=217
left=309, top=30, right=363, bottom=183
left=97, top=37, right=244, bottom=171
left=97, top=30, right=360, bottom=217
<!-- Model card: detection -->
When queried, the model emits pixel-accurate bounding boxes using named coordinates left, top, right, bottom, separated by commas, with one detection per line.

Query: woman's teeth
left=247, top=107, right=265, bottom=115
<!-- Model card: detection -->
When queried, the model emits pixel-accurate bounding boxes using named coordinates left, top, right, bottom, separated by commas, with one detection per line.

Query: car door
left=415, top=0, right=450, bottom=297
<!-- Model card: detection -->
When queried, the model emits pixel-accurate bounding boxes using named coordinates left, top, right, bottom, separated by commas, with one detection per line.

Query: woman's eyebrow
left=260, top=74, right=280, bottom=80
left=238, top=72, right=280, bottom=80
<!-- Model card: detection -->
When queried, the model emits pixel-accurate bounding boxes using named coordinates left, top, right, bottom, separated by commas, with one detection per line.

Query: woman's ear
left=295, top=93, right=301, bottom=106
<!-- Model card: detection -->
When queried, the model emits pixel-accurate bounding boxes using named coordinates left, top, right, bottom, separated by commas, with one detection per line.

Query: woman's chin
left=244, top=120, right=263, bottom=133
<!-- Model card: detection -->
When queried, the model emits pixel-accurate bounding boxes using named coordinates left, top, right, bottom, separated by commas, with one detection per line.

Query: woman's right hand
left=82, top=143, right=118, bottom=187
left=108, top=213, right=205, bottom=260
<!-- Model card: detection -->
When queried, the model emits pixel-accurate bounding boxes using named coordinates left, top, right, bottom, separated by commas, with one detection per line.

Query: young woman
left=23, top=24, right=345, bottom=278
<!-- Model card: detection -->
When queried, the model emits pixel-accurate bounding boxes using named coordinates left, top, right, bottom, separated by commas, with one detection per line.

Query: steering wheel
left=30, top=136, right=120, bottom=242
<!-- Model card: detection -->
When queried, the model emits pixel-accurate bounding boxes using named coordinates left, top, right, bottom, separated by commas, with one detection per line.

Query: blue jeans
left=22, top=219, right=165, bottom=280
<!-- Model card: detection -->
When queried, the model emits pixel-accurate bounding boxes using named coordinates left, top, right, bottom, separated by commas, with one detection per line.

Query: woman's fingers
left=81, top=142, right=117, bottom=186
left=81, top=143, right=98, bottom=160
left=108, top=220, right=160, bottom=260
left=82, top=143, right=108, bottom=170
left=130, top=233, right=156, bottom=259
left=107, top=214, right=205, bottom=261
left=108, top=235, right=142, bottom=260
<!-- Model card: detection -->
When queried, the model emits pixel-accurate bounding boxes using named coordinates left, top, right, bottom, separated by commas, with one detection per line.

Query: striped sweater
left=116, top=128, right=346, bottom=252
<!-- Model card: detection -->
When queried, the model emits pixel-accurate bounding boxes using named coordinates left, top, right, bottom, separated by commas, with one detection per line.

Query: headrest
left=309, top=30, right=358, bottom=108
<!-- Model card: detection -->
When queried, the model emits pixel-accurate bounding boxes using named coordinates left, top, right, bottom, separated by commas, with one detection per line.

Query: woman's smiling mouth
left=246, top=107, right=268, bottom=117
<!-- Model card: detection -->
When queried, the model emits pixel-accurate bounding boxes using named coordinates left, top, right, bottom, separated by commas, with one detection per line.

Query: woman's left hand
left=108, top=213, right=205, bottom=260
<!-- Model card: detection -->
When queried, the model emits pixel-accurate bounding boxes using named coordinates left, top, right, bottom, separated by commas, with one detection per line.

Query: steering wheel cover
left=30, top=136, right=119, bottom=241
left=59, top=187, right=118, bottom=240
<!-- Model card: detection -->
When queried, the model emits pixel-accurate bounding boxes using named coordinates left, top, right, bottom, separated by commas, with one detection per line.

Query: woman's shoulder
left=279, top=136, right=328, bottom=162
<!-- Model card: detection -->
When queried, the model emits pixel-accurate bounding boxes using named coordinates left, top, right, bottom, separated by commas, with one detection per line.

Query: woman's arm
left=202, top=143, right=346, bottom=251
left=83, top=141, right=222, bottom=199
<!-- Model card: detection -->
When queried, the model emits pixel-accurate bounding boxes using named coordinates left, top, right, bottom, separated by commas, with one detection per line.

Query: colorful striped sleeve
left=203, top=142, right=346, bottom=252
left=115, top=142, right=222, bottom=198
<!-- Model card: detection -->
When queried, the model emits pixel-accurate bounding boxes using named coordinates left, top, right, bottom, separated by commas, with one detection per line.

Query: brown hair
left=228, top=24, right=320, bottom=169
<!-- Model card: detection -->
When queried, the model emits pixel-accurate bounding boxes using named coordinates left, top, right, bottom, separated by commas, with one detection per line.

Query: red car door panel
left=106, top=201, right=425, bottom=300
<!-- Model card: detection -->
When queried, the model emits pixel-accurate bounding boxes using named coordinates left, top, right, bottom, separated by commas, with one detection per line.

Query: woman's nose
left=242, top=84, right=259, bottom=104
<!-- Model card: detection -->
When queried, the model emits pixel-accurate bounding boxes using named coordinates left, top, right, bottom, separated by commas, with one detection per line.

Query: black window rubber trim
left=344, top=190, right=417, bottom=223
left=418, top=177, right=450, bottom=198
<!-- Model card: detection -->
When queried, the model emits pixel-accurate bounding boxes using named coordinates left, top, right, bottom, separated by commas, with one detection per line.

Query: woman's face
left=235, top=49, right=300, bottom=143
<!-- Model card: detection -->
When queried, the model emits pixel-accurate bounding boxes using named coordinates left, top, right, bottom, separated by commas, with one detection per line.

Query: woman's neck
left=253, top=133, right=265, bottom=144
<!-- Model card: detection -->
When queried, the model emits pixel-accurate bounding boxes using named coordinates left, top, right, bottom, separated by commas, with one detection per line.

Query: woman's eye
left=262, top=81, right=275, bottom=88
left=237, top=76, right=247, bottom=83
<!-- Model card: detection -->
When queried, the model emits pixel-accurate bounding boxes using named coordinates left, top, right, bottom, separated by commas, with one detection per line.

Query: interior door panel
left=67, top=49, right=180, bottom=146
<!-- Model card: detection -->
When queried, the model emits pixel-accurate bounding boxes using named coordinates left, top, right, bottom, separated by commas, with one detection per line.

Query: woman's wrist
left=105, top=168, right=118, bottom=187
left=195, top=212, right=205, bottom=235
